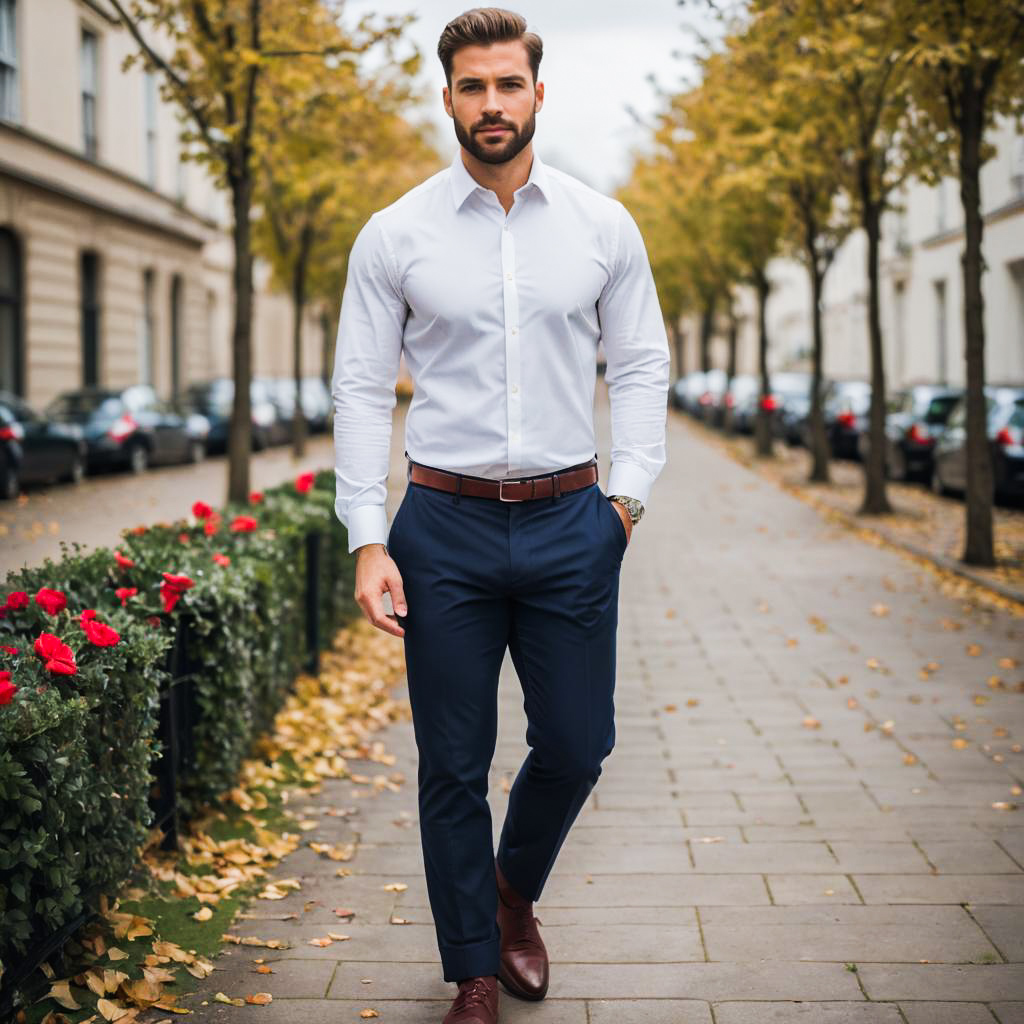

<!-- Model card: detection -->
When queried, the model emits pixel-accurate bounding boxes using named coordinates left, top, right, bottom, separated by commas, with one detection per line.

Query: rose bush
left=0, top=468, right=356, bottom=973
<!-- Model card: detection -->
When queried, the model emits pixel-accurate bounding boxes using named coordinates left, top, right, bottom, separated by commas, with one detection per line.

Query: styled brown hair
left=437, top=8, right=543, bottom=87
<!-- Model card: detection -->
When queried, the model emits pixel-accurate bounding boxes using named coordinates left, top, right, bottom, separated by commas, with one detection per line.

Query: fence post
left=305, top=530, right=322, bottom=674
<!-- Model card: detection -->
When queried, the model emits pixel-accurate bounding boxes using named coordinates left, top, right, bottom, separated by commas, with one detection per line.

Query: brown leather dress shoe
left=495, top=858, right=549, bottom=1000
left=442, top=975, right=498, bottom=1023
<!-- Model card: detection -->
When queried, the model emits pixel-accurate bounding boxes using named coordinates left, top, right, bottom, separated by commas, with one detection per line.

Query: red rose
left=230, top=515, right=258, bottom=533
left=212, top=552, right=230, bottom=567
left=5, top=591, right=29, bottom=610
left=34, top=588, right=68, bottom=615
left=178, top=532, right=190, bottom=544
left=248, top=491, right=264, bottom=504
left=0, top=672, right=16, bottom=706
left=114, top=551, right=135, bottom=569
left=159, top=572, right=194, bottom=613
left=204, top=516, right=220, bottom=536
left=33, top=632, right=77, bottom=676
left=83, top=618, right=120, bottom=647
left=2, top=645, right=18, bottom=655
left=79, top=609, right=98, bottom=623
left=115, top=587, right=138, bottom=606
left=192, top=500, right=214, bottom=520
left=295, top=471, right=315, bottom=494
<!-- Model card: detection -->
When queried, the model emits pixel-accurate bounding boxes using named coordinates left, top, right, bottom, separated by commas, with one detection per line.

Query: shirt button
left=503, top=224, right=509, bottom=232
left=506, top=273, right=513, bottom=280
left=511, top=327, right=518, bottom=335
left=512, top=384, right=519, bottom=393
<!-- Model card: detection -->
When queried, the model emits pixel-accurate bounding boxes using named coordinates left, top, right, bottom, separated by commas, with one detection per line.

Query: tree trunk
left=857, top=170, right=892, bottom=515
left=753, top=269, right=773, bottom=458
left=227, top=169, right=254, bottom=505
left=724, top=306, right=738, bottom=435
left=670, top=319, right=686, bottom=381
left=291, top=225, right=312, bottom=459
left=806, top=247, right=830, bottom=484
left=699, top=297, right=715, bottom=374
left=957, top=77, right=994, bottom=566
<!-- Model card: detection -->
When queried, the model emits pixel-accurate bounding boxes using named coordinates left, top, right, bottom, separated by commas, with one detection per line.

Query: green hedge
left=0, top=468, right=355, bottom=969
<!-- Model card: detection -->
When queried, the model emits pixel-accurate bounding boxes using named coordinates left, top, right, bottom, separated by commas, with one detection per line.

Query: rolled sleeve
left=597, top=202, right=670, bottom=506
left=331, top=214, right=407, bottom=553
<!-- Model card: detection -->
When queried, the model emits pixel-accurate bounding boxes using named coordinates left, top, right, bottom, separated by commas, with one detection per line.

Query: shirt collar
left=449, top=149, right=551, bottom=211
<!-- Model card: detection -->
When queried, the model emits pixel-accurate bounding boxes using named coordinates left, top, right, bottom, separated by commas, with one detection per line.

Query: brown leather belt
left=407, top=457, right=598, bottom=502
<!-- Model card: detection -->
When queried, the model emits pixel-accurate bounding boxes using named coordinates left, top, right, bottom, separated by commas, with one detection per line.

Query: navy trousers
left=386, top=456, right=627, bottom=983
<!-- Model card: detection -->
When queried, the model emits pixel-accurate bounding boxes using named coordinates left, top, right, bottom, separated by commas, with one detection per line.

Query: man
left=331, top=8, right=669, bottom=1022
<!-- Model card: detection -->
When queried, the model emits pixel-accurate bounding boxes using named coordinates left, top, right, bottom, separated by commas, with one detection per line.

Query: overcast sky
left=346, top=0, right=718, bottom=195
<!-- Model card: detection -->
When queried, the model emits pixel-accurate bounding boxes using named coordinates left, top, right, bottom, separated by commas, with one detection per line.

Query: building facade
left=0, top=0, right=328, bottom=411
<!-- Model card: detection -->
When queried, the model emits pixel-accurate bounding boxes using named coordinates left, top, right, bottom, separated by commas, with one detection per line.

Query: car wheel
left=889, top=446, right=907, bottom=482
left=188, top=439, right=205, bottom=464
left=128, top=442, right=149, bottom=474
left=66, top=454, right=86, bottom=485
left=0, top=463, right=19, bottom=500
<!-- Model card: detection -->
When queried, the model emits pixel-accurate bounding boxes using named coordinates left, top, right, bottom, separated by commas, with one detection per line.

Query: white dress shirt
left=331, top=149, right=670, bottom=553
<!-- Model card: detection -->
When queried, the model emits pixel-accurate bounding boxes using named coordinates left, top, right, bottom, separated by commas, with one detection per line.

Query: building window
left=81, top=250, right=101, bottom=386
left=144, top=70, right=158, bottom=187
left=141, top=268, right=155, bottom=385
left=934, top=279, right=948, bottom=385
left=0, top=0, right=18, bottom=124
left=169, top=273, right=182, bottom=401
left=0, top=227, right=22, bottom=394
left=81, top=28, right=99, bottom=159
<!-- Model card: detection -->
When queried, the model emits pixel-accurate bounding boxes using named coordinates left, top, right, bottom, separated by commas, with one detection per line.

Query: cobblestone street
left=153, top=389, right=1024, bottom=1023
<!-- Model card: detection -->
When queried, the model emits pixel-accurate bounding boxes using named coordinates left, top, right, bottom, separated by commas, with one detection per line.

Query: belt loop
left=453, top=472, right=463, bottom=505
left=550, top=471, right=559, bottom=503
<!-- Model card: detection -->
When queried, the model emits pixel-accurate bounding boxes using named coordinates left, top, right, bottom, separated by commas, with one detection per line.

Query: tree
left=109, top=0, right=407, bottom=502
left=252, top=23, right=436, bottom=456
left=903, top=1, right=1024, bottom=565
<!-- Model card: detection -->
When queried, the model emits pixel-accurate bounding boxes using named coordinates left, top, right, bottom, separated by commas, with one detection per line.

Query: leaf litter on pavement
left=22, top=618, right=410, bottom=1024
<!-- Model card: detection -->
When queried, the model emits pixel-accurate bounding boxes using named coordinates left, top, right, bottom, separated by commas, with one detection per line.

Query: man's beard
left=454, top=108, right=536, bottom=165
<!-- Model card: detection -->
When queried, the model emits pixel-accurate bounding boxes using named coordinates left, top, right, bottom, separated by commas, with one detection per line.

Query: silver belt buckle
left=499, top=478, right=527, bottom=502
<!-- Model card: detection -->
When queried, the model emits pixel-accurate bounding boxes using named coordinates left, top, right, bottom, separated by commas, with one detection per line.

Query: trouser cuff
left=439, top=935, right=501, bottom=983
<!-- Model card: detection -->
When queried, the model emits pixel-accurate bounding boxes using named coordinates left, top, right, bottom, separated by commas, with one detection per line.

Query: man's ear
left=534, top=80, right=544, bottom=113
left=442, top=85, right=453, bottom=119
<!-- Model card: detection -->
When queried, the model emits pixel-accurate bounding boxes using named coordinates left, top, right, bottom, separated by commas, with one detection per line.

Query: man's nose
left=482, top=86, right=504, bottom=115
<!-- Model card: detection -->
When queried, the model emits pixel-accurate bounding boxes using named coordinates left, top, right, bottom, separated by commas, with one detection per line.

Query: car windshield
left=187, top=382, right=233, bottom=416
left=47, top=392, right=122, bottom=421
left=923, top=395, right=959, bottom=424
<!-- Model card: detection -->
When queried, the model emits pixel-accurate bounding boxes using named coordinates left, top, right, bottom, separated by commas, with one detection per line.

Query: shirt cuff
left=340, top=502, right=389, bottom=554
left=606, top=461, right=656, bottom=506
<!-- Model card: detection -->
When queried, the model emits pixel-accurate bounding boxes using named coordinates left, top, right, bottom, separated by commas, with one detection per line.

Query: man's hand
left=354, top=543, right=407, bottom=637
left=610, top=498, right=633, bottom=545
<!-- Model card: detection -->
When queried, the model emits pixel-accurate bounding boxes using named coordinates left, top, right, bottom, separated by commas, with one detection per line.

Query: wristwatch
left=607, top=494, right=644, bottom=526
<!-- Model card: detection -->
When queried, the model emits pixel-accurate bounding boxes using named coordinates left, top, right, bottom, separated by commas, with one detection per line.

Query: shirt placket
left=501, top=215, right=521, bottom=474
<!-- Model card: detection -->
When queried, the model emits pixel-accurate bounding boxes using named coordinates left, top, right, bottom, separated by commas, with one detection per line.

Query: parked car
left=45, top=385, right=208, bottom=474
left=772, top=372, right=822, bottom=446
left=696, top=368, right=728, bottom=425
left=858, top=385, right=962, bottom=481
left=0, top=391, right=88, bottom=500
left=932, top=386, right=1024, bottom=501
left=264, top=376, right=332, bottom=436
left=671, top=371, right=707, bottom=414
left=722, top=374, right=760, bottom=433
left=819, top=379, right=871, bottom=459
left=184, top=378, right=283, bottom=453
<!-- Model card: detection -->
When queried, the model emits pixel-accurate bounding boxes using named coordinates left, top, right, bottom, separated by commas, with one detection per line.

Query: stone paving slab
left=165, top=395, right=1024, bottom=1023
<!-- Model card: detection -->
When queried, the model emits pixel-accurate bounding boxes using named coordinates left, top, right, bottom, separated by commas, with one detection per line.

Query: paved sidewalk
left=179, top=390, right=1024, bottom=1024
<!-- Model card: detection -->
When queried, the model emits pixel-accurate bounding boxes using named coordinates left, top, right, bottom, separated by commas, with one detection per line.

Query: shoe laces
left=455, top=976, right=492, bottom=1010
